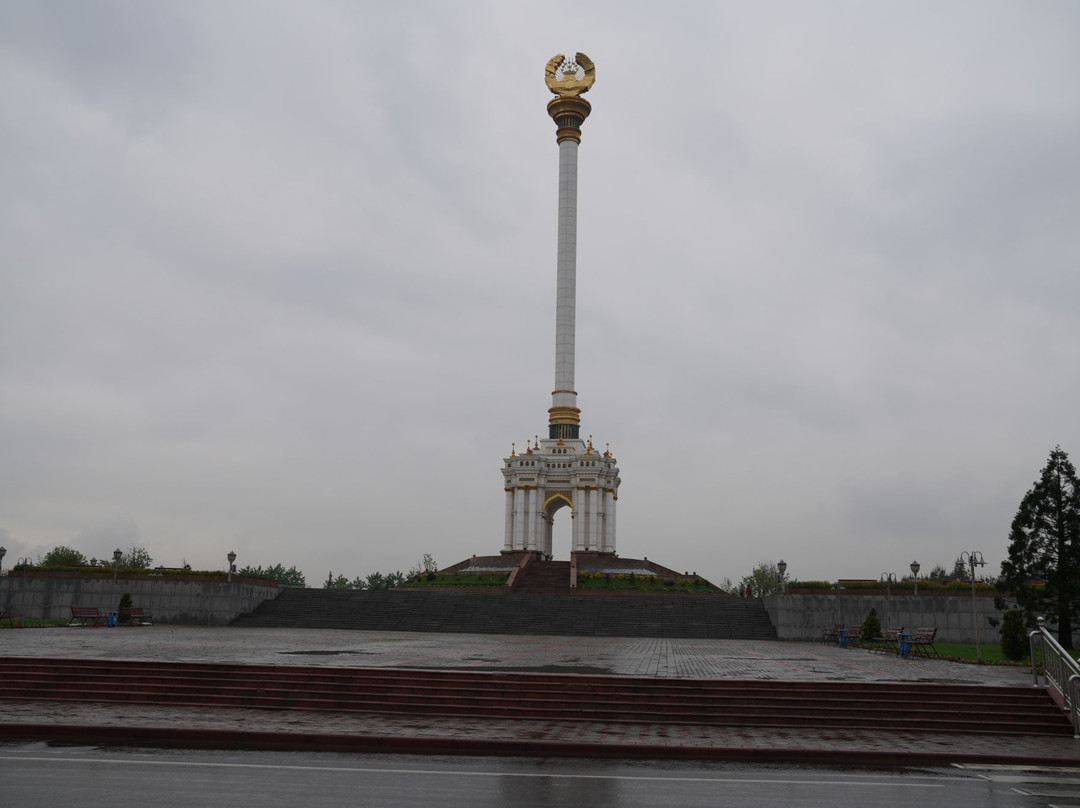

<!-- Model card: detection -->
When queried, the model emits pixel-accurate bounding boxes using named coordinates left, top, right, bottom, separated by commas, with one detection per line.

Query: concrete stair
left=0, top=657, right=1071, bottom=736
left=513, top=561, right=572, bottom=594
left=230, top=589, right=778, bottom=640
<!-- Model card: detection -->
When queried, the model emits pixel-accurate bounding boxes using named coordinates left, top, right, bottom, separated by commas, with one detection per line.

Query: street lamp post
left=112, top=548, right=123, bottom=582
left=880, top=572, right=897, bottom=627
left=958, top=551, right=987, bottom=663
left=0, top=546, right=6, bottom=575
left=776, top=559, right=787, bottom=595
left=910, top=560, right=921, bottom=596
left=831, top=583, right=845, bottom=625
left=227, top=550, right=237, bottom=584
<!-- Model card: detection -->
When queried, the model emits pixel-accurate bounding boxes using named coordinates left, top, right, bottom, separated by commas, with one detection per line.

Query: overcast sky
left=2, top=1, right=1078, bottom=586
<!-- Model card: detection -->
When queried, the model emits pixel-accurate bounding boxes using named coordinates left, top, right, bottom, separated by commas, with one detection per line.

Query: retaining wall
left=763, top=592, right=1004, bottom=644
left=0, top=576, right=280, bottom=626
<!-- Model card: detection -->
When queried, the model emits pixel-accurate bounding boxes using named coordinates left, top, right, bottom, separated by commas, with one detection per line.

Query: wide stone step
left=0, top=658, right=1070, bottom=736
left=231, top=590, right=779, bottom=639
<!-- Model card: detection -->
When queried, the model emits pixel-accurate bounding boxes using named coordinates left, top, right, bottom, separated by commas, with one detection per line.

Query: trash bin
left=107, top=611, right=118, bottom=627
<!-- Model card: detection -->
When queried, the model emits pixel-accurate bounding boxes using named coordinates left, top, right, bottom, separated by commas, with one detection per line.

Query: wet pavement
left=1, top=625, right=1077, bottom=764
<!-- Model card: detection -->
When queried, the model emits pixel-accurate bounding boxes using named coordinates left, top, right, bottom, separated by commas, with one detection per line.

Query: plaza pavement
left=1, top=625, right=1078, bottom=765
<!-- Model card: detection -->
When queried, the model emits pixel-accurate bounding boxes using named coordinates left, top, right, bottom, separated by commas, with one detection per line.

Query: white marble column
left=589, top=490, right=601, bottom=550
left=572, top=497, right=585, bottom=551
left=514, top=488, right=527, bottom=551
left=504, top=489, right=514, bottom=551
left=523, top=488, right=535, bottom=551
left=603, top=489, right=616, bottom=553
left=551, top=139, right=579, bottom=420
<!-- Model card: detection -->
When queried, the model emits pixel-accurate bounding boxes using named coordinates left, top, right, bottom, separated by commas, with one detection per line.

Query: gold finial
left=545, top=53, right=595, bottom=98
left=604, top=442, right=611, bottom=459
left=525, top=440, right=533, bottom=456
left=511, top=442, right=516, bottom=457
left=585, top=435, right=594, bottom=455
left=545, top=54, right=594, bottom=144
left=534, top=435, right=540, bottom=450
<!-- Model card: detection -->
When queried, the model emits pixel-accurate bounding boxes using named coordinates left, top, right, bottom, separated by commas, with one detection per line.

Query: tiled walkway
left=0, top=626, right=1036, bottom=684
left=1, top=625, right=1076, bottom=765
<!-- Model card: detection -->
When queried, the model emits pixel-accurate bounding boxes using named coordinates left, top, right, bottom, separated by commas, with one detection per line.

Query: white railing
left=1029, top=615, right=1080, bottom=739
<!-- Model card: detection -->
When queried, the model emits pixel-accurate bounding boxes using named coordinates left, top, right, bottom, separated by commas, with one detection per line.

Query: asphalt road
left=4, top=743, right=1080, bottom=808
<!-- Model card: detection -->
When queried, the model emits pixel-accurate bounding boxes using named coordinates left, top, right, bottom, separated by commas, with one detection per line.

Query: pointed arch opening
left=543, top=493, right=573, bottom=559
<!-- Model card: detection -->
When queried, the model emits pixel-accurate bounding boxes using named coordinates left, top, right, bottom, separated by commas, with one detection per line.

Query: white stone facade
left=501, top=437, right=620, bottom=557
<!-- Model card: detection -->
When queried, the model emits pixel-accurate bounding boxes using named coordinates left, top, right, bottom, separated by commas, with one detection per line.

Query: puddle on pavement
left=277, top=650, right=377, bottom=656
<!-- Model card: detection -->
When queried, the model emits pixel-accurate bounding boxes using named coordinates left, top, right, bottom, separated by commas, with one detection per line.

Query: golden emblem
left=545, top=53, right=595, bottom=98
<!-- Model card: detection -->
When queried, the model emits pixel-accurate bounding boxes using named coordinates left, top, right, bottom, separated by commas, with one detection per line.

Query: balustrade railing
left=1029, top=615, right=1080, bottom=739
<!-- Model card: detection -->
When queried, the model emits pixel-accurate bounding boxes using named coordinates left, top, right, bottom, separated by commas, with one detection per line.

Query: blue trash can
left=107, top=611, right=118, bottom=627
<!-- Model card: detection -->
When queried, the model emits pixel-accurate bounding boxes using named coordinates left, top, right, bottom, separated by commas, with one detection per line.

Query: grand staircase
left=0, top=656, right=1070, bottom=737
left=513, top=560, right=572, bottom=593
left=230, top=588, right=778, bottom=639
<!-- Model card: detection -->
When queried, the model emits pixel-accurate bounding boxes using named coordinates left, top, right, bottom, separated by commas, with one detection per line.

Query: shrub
left=790, top=580, right=832, bottom=590
left=1000, top=609, right=1028, bottom=661
left=861, top=608, right=881, bottom=643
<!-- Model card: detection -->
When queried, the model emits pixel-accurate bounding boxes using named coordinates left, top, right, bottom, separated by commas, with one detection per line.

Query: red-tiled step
left=0, top=657, right=1070, bottom=737
left=513, top=561, right=572, bottom=594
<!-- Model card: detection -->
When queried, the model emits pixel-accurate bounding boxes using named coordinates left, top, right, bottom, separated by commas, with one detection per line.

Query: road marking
left=0, top=755, right=946, bottom=787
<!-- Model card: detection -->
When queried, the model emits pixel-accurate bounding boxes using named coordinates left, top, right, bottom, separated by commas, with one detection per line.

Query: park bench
left=0, top=611, right=24, bottom=628
left=120, top=606, right=152, bottom=626
left=841, top=623, right=863, bottom=649
left=69, top=606, right=108, bottom=627
left=821, top=624, right=843, bottom=645
left=907, top=626, right=940, bottom=659
left=822, top=624, right=864, bottom=648
left=871, top=626, right=902, bottom=655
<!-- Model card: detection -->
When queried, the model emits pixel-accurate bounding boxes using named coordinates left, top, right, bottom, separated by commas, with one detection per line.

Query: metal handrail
left=1029, top=615, right=1080, bottom=739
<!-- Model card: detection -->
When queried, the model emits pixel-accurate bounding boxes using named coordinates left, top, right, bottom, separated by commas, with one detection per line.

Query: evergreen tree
left=926, top=564, right=949, bottom=583
left=999, top=610, right=1028, bottom=661
left=861, top=608, right=881, bottom=643
left=323, top=573, right=350, bottom=589
left=1000, top=446, right=1080, bottom=648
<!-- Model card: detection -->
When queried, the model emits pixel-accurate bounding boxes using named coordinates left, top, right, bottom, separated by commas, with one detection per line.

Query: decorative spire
left=545, top=53, right=594, bottom=441
left=544, top=53, right=595, bottom=145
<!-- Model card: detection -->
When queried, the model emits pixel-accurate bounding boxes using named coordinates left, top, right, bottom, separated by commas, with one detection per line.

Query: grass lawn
left=934, top=642, right=1080, bottom=665
left=934, top=642, right=1024, bottom=665
left=0, top=618, right=68, bottom=628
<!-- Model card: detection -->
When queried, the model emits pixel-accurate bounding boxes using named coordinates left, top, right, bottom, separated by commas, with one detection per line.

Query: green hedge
left=400, top=572, right=510, bottom=588
left=12, top=565, right=275, bottom=583
left=576, top=572, right=720, bottom=593
left=787, top=580, right=1002, bottom=595
left=830, top=580, right=996, bottom=593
